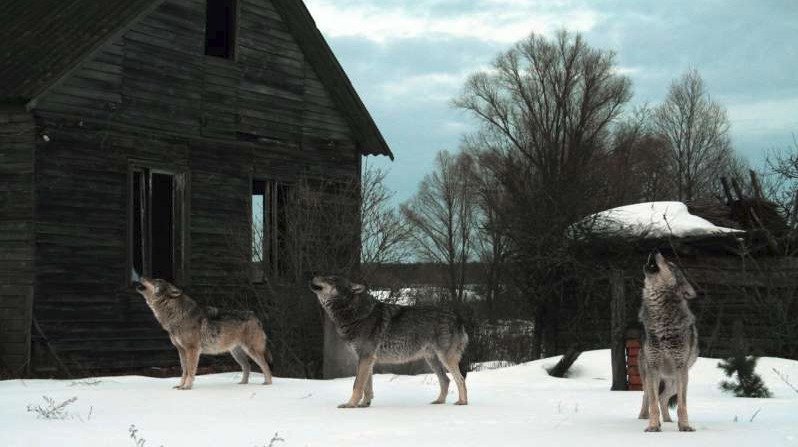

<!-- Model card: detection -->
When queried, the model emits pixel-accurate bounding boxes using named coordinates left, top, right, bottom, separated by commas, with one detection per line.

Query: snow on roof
left=583, top=201, right=743, bottom=239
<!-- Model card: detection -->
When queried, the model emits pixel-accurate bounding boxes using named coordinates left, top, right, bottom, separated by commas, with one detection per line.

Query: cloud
left=380, top=71, right=463, bottom=102
left=304, top=0, right=601, bottom=44
left=304, top=0, right=798, bottom=200
left=727, top=97, right=798, bottom=135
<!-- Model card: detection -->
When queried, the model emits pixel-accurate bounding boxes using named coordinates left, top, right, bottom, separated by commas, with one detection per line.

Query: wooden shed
left=0, top=0, right=392, bottom=377
left=559, top=215, right=798, bottom=390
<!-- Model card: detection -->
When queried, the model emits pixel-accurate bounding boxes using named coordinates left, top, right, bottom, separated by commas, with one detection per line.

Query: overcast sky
left=304, top=0, right=798, bottom=203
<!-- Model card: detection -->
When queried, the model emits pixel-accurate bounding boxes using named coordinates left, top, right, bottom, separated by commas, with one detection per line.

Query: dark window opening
left=252, top=180, right=289, bottom=281
left=131, top=168, right=183, bottom=283
left=151, top=173, right=175, bottom=280
left=205, top=0, right=237, bottom=59
left=132, top=171, right=146, bottom=276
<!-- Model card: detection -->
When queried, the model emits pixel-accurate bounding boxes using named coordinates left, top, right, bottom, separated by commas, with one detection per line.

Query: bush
left=718, top=355, right=772, bottom=398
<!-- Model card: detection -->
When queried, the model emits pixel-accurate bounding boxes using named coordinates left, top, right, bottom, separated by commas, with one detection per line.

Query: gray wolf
left=134, top=277, right=273, bottom=389
left=637, top=252, right=698, bottom=432
left=309, top=275, right=469, bottom=408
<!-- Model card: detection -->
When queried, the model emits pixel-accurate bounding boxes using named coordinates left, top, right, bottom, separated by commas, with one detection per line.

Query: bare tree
left=606, top=106, right=674, bottom=203
left=462, top=139, right=510, bottom=320
left=765, top=136, right=798, bottom=225
left=653, top=69, right=735, bottom=202
left=453, top=30, right=633, bottom=357
left=401, top=150, right=477, bottom=303
left=359, top=163, right=412, bottom=279
left=454, top=30, right=631, bottom=200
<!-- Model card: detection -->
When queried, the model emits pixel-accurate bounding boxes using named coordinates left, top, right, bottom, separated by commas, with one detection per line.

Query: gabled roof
left=271, top=0, right=392, bottom=159
left=0, top=0, right=162, bottom=103
left=0, top=0, right=393, bottom=159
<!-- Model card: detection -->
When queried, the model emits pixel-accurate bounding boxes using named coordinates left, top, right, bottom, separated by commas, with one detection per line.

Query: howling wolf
left=134, top=277, right=273, bottom=389
left=310, top=275, right=469, bottom=408
left=637, top=251, right=698, bottom=432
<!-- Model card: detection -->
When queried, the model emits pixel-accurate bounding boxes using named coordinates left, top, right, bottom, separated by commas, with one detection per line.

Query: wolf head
left=133, top=277, right=183, bottom=301
left=643, top=251, right=696, bottom=300
left=309, top=275, right=365, bottom=305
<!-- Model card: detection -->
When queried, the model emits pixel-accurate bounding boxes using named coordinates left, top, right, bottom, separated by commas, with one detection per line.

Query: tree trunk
left=548, top=346, right=582, bottom=378
left=610, top=268, right=628, bottom=391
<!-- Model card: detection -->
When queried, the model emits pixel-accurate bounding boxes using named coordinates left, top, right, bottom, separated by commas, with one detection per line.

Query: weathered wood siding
left=553, top=256, right=798, bottom=360
left=0, top=110, right=35, bottom=374
left=26, top=0, right=360, bottom=375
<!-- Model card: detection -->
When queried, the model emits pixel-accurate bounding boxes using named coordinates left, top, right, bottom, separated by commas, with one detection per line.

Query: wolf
left=133, top=277, right=273, bottom=390
left=637, top=251, right=698, bottom=432
left=309, top=275, right=469, bottom=408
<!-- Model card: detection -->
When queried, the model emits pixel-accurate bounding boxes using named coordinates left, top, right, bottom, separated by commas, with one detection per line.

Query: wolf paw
left=262, top=379, right=272, bottom=385
left=337, top=403, right=357, bottom=409
left=357, top=401, right=371, bottom=408
left=454, top=400, right=468, bottom=406
left=678, top=423, right=695, bottom=432
left=430, top=399, right=446, bottom=404
left=644, top=425, right=661, bottom=432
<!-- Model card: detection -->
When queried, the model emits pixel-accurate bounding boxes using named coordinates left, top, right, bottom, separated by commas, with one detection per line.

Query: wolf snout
left=133, top=276, right=150, bottom=292
left=309, top=277, right=324, bottom=292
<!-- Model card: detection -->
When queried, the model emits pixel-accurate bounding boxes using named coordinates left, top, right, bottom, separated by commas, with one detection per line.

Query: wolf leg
left=339, top=355, right=375, bottom=408
left=358, top=373, right=374, bottom=407
left=242, top=342, right=272, bottom=385
left=179, top=347, right=200, bottom=390
left=638, top=350, right=649, bottom=418
left=676, top=369, right=694, bottom=432
left=425, top=355, right=450, bottom=404
left=173, top=345, right=188, bottom=389
left=439, top=352, right=467, bottom=405
left=231, top=346, right=251, bottom=384
left=638, top=382, right=649, bottom=419
left=644, top=369, right=662, bottom=432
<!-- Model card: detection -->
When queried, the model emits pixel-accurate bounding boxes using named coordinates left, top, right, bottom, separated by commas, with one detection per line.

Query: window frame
left=250, top=178, right=289, bottom=282
left=127, top=162, right=189, bottom=285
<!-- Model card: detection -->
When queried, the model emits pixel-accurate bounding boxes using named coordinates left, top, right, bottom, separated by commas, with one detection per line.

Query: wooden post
left=610, top=268, right=628, bottom=391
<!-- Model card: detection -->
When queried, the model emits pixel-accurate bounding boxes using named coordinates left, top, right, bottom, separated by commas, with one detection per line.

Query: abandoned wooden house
left=0, top=0, right=392, bottom=377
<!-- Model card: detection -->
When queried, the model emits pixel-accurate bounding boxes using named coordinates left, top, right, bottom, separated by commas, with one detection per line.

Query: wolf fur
left=310, top=275, right=469, bottom=408
left=637, top=252, right=698, bottom=432
left=134, top=277, right=273, bottom=390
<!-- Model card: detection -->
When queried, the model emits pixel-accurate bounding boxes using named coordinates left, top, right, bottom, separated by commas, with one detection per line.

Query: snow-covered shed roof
left=581, top=201, right=743, bottom=240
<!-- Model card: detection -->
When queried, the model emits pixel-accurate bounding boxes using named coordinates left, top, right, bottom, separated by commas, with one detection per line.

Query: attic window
left=205, top=0, right=237, bottom=59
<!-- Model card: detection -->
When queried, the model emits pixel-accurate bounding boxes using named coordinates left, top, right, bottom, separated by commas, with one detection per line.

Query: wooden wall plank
left=0, top=110, right=35, bottom=374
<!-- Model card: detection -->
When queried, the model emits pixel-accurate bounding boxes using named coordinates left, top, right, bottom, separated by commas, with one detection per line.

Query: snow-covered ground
left=2, top=350, right=796, bottom=446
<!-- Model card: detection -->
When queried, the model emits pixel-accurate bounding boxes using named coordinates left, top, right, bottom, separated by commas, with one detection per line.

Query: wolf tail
left=459, top=355, right=469, bottom=380
left=265, top=344, right=274, bottom=371
left=254, top=316, right=274, bottom=371
left=658, top=380, right=677, bottom=408
left=454, top=309, right=472, bottom=380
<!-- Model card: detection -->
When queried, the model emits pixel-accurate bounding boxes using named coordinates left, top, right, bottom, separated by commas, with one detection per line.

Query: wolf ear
left=351, top=283, right=366, bottom=294
left=166, top=284, right=182, bottom=297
